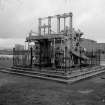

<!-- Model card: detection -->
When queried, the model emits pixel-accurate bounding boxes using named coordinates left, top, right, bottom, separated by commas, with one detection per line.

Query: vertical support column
left=64, top=46, right=66, bottom=73
left=69, top=51, right=71, bottom=73
left=69, top=12, right=73, bottom=34
left=38, top=18, right=42, bottom=36
left=69, top=12, right=73, bottom=53
left=65, top=46, right=69, bottom=76
left=43, top=25, right=46, bottom=35
left=80, top=47, right=82, bottom=71
left=39, top=41, right=42, bottom=70
left=52, top=38, right=56, bottom=69
left=48, top=16, right=51, bottom=35
left=64, top=17, right=66, bottom=32
left=57, top=15, right=60, bottom=33
left=28, top=41, right=30, bottom=66
left=28, top=41, right=29, bottom=50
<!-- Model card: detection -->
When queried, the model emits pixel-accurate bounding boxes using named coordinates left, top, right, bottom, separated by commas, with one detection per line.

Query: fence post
left=65, top=46, right=69, bottom=76
left=13, top=48, right=15, bottom=66
left=30, top=47, right=33, bottom=68
left=39, top=41, right=41, bottom=71
left=99, top=50, right=101, bottom=65
left=80, top=47, right=82, bottom=71
left=52, top=38, right=56, bottom=69
left=91, top=50, right=93, bottom=67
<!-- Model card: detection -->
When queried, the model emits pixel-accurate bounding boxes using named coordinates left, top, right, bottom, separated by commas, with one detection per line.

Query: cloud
left=71, top=0, right=105, bottom=42
left=0, top=0, right=105, bottom=48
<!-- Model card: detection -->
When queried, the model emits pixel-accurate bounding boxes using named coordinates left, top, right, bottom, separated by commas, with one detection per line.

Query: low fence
left=13, top=47, right=101, bottom=72
left=0, top=55, right=13, bottom=68
left=85, top=51, right=100, bottom=66
left=13, top=48, right=32, bottom=67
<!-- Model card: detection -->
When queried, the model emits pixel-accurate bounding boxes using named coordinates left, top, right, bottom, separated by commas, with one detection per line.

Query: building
left=80, top=38, right=98, bottom=52
left=15, top=44, right=24, bottom=51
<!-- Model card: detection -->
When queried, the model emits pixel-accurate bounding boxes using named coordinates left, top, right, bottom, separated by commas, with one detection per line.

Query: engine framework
left=13, top=12, right=100, bottom=74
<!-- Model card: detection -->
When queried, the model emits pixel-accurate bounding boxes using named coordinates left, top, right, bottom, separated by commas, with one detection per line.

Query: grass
left=0, top=57, right=105, bottom=105
left=0, top=72, right=104, bottom=105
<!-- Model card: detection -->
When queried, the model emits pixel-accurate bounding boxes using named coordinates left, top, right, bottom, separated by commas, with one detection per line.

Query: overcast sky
left=0, top=0, right=105, bottom=48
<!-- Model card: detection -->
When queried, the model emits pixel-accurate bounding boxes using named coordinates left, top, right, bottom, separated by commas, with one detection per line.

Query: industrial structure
left=13, top=12, right=100, bottom=75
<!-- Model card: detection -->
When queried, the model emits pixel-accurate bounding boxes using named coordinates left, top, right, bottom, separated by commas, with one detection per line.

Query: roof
left=26, top=34, right=67, bottom=42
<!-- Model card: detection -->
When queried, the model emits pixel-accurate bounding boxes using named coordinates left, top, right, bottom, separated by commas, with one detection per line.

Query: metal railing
left=13, top=48, right=101, bottom=73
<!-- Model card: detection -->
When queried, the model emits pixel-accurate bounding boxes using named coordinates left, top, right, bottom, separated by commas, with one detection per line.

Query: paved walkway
left=1, top=66, right=105, bottom=84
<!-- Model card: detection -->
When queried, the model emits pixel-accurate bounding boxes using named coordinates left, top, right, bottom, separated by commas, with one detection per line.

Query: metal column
left=69, top=12, right=73, bottom=34
left=38, top=18, right=42, bottom=35
left=30, top=47, right=33, bottom=67
left=48, top=16, right=51, bottom=35
left=52, top=38, right=56, bottom=69
left=64, top=17, right=66, bottom=32
left=57, top=15, right=60, bottom=33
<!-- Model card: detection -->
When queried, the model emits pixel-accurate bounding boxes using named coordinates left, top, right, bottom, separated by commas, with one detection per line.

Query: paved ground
left=0, top=71, right=105, bottom=105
